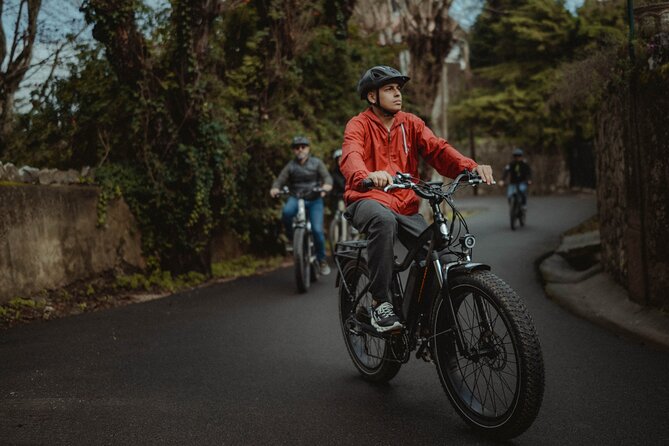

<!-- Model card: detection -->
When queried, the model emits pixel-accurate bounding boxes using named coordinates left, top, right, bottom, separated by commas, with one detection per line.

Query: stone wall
left=595, top=68, right=669, bottom=309
left=0, top=184, right=144, bottom=304
left=0, top=162, right=94, bottom=185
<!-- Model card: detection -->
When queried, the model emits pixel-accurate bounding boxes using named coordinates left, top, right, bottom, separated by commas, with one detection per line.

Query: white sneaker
left=370, top=302, right=403, bottom=333
left=319, top=261, right=331, bottom=276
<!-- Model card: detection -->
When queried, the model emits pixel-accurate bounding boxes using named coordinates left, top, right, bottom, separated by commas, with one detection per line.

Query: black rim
left=340, top=267, right=387, bottom=372
left=434, top=285, right=520, bottom=425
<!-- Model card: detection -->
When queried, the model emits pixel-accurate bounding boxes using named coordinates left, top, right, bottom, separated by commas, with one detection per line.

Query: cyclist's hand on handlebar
left=321, top=183, right=333, bottom=197
left=270, top=187, right=280, bottom=198
left=367, top=170, right=394, bottom=188
left=473, top=165, right=495, bottom=185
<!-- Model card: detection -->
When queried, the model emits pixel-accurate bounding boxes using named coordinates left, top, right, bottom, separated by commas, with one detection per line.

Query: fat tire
left=339, top=260, right=401, bottom=383
left=510, top=198, right=518, bottom=231
left=310, top=232, right=320, bottom=283
left=293, top=228, right=310, bottom=293
left=431, top=270, right=544, bottom=439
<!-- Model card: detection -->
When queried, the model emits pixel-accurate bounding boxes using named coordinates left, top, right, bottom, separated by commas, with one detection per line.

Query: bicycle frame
left=294, top=196, right=311, bottom=232
left=335, top=172, right=490, bottom=361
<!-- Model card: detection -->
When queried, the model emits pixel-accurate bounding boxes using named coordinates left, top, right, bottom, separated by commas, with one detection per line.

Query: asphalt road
left=2, top=194, right=668, bottom=445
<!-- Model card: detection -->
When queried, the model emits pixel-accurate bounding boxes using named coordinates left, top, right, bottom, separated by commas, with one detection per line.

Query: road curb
left=540, top=241, right=669, bottom=351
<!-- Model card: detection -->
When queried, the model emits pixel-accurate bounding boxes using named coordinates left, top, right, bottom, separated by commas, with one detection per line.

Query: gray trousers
left=347, top=199, right=428, bottom=303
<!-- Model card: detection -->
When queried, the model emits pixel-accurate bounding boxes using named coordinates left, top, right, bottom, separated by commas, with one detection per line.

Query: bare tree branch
left=1, top=0, right=43, bottom=139
left=0, top=1, right=6, bottom=65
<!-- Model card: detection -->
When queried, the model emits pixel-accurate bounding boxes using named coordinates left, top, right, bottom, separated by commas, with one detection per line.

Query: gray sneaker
left=319, top=260, right=331, bottom=276
left=370, top=302, right=403, bottom=333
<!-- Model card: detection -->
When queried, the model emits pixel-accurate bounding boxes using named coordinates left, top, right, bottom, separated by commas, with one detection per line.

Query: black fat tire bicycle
left=334, top=172, right=544, bottom=440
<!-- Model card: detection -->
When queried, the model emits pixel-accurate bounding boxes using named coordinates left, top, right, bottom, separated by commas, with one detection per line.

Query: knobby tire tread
left=433, top=270, right=544, bottom=440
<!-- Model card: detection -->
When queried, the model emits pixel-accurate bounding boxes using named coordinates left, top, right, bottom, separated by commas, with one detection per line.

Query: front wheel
left=431, top=271, right=544, bottom=439
left=293, top=227, right=310, bottom=293
left=309, top=231, right=320, bottom=283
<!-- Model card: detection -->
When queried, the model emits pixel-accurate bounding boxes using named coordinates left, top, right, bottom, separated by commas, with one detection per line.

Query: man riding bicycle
left=331, top=148, right=346, bottom=203
left=499, top=147, right=532, bottom=209
left=340, top=65, right=494, bottom=333
left=270, top=136, right=333, bottom=275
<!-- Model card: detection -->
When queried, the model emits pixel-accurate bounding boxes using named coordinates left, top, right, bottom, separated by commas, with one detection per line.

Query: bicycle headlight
left=461, top=234, right=476, bottom=249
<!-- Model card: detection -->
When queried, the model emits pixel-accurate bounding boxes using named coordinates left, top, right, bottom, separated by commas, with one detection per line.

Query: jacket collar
left=363, top=107, right=406, bottom=131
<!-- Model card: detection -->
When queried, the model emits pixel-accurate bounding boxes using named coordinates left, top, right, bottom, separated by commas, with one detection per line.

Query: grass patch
left=114, top=269, right=206, bottom=293
left=113, top=255, right=283, bottom=293
left=212, top=255, right=284, bottom=279
left=9, top=297, right=44, bottom=309
left=1, top=255, right=285, bottom=330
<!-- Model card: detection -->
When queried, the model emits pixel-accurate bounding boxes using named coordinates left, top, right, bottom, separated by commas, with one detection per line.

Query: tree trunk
left=0, top=0, right=42, bottom=147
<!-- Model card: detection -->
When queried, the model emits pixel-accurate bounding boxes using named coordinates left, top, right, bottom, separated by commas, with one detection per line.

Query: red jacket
left=341, top=108, right=478, bottom=215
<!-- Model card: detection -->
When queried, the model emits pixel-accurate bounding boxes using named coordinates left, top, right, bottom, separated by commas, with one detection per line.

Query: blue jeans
left=281, top=196, right=326, bottom=262
left=507, top=182, right=528, bottom=206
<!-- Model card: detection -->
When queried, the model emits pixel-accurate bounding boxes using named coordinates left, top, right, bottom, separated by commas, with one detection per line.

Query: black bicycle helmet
left=513, top=147, right=524, bottom=156
left=357, top=65, right=410, bottom=100
left=291, top=135, right=310, bottom=147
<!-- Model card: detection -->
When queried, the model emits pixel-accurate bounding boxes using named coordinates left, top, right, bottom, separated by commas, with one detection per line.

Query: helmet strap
left=371, top=88, right=397, bottom=117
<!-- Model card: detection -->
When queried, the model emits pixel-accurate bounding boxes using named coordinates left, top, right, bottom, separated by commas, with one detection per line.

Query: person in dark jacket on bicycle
left=331, top=148, right=346, bottom=199
left=270, top=135, right=333, bottom=275
left=340, top=65, right=494, bottom=333
left=499, top=148, right=532, bottom=209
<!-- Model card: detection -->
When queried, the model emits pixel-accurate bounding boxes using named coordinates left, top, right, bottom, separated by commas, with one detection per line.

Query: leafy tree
left=5, top=0, right=400, bottom=274
left=453, top=0, right=625, bottom=159
left=5, top=45, right=135, bottom=168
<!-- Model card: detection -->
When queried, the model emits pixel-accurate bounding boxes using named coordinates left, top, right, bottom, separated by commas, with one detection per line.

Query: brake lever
left=383, top=183, right=409, bottom=193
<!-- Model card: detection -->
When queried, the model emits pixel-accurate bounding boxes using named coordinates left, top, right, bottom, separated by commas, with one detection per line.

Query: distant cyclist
left=500, top=148, right=532, bottom=209
left=270, top=136, right=333, bottom=275
left=330, top=148, right=346, bottom=205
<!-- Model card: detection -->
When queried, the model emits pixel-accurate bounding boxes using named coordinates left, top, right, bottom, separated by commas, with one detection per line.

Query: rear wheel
left=293, top=227, right=310, bottom=293
left=431, top=271, right=544, bottom=439
left=339, top=261, right=401, bottom=382
left=510, top=196, right=520, bottom=230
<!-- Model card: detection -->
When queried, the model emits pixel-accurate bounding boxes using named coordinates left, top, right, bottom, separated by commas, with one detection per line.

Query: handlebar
left=275, top=186, right=326, bottom=199
left=360, top=170, right=486, bottom=199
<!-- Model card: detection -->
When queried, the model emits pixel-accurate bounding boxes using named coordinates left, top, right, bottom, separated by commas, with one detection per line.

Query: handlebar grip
left=361, top=178, right=374, bottom=190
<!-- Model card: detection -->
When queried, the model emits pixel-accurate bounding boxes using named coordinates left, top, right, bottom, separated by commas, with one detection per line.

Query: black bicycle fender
left=441, top=262, right=491, bottom=290
left=446, top=262, right=491, bottom=277
left=438, top=262, right=491, bottom=303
